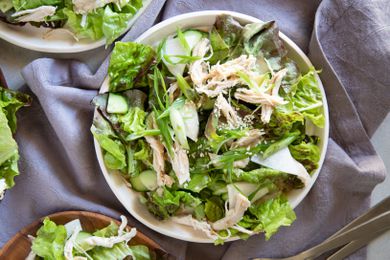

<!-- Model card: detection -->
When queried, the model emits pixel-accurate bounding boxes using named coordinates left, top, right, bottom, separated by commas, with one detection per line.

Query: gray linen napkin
left=1, top=0, right=388, bottom=259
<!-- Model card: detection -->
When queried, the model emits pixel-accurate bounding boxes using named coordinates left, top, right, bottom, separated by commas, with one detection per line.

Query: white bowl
left=94, top=10, right=329, bottom=243
left=0, top=0, right=152, bottom=53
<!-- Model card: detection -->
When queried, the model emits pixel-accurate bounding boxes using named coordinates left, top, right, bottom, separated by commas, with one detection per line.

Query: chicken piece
left=215, top=94, right=242, bottom=128
left=12, top=6, right=56, bottom=22
left=145, top=135, right=173, bottom=187
left=233, top=158, right=250, bottom=169
left=64, top=225, right=82, bottom=260
left=193, top=55, right=257, bottom=98
left=72, top=0, right=124, bottom=14
left=231, top=129, right=265, bottom=149
left=212, top=185, right=251, bottom=230
left=83, top=228, right=136, bottom=248
left=171, top=215, right=219, bottom=240
left=189, top=38, right=211, bottom=86
left=169, top=142, right=190, bottom=185
left=234, top=88, right=286, bottom=107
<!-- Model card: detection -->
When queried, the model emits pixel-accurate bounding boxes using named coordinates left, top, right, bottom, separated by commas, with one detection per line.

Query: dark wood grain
left=0, top=67, right=8, bottom=89
left=0, top=211, right=174, bottom=260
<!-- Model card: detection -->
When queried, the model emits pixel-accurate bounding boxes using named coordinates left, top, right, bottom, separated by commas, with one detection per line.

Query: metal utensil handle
left=327, top=196, right=390, bottom=240
left=326, top=228, right=390, bottom=260
left=298, top=211, right=390, bottom=260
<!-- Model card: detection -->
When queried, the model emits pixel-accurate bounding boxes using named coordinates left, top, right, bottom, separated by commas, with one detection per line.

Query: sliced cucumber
left=106, top=93, right=129, bottom=114
left=183, top=30, right=204, bottom=50
left=162, top=29, right=204, bottom=76
left=130, top=170, right=158, bottom=192
left=75, top=231, right=94, bottom=252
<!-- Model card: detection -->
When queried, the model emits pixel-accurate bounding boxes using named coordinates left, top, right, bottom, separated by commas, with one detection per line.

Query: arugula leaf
left=109, top=42, right=156, bottom=92
left=31, top=218, right=67, bottom=260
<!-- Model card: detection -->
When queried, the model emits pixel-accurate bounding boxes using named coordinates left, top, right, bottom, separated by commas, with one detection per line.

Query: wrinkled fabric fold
left=0, top=0, right=388, bottom=260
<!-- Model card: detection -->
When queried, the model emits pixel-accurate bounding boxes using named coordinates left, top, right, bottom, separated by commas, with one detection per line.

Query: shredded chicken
left=233, top=158, right=250, bottom=169
left=0, top=179, right=7, bottom=200
left=169, top=142, right=190, bottom=185
left=171, top=215, right=219, bottom=240
left=189, top=38, right=211, bottom=86
left=235, top=68, right=288, bottom=123
left=215, top=94, right=242, bottom=128
left=12, top=6, right=56, bottom=22
left=64, top=225, right=82, bottom=260
left=191, top=54, right=257, bottom=97
left=83, top=228, right=136, bottom=248
left=145, top=135, right=173, bottom=187
left=212, top=186, right=251, bottom=230
left=145, top=115, right=173, bottom=187
left=231, top=129, right=265, bottom=149
left=72, top=0, right=127, bottom=14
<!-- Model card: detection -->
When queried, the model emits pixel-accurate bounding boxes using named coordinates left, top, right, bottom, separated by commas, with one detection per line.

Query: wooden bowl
left=0, top=211, right=173, bottom=260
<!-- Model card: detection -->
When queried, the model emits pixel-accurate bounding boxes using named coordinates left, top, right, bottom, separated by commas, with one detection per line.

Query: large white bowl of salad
left=0, top=0, right=151, bottom=53
left=92, top=11, right=329, bottom=243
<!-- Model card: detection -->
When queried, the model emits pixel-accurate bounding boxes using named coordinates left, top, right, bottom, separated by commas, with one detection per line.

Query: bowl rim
left=0, top=0, right=152, bottom=53
left=94, top=10, right=330, bottom=243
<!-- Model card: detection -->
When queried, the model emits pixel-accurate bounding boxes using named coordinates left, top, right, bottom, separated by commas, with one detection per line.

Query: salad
left=26, top=216, right=152, bottom=260
left=92, top=15, right=325, bottom=243
left=0, top=0, right=144, bottom=44
left=0, top=86, right=31, bottom=200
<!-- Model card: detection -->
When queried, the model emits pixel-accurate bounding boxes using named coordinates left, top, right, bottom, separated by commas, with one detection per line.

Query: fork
left=252, top=197, right=390, bottom=260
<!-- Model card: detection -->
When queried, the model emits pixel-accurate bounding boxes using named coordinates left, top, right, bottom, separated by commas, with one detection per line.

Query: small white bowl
left=0, top=0, right=152, bottom=53
left=94, top=10, right=329, bottom=243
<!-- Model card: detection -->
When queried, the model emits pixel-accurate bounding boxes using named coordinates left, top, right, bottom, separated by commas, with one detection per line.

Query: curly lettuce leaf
left=243, top=20, right=299, bottom=88
left=31, top=218, right=67, bottom=260
left=109, top=42, right=156, bottom=92
left=0, top=86, right=31, bottom=133
left=247, top=195, right=296, bottom=240
left=288, top=68, right=324, bottom=127
left=289, top=137, right=320, bottom=174
left=119, top=106, right=146, bottom=134
left=268, top=107, right=304, bottom=137
left=63, top=7, right=104, bottom=41
left=91, top=113, right=127, bottom=170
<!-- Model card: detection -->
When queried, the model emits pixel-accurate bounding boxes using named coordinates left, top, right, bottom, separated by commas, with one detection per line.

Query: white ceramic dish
left=94, top=10, right=330, bottom=243
left=0, top=0, right=152, bottom=53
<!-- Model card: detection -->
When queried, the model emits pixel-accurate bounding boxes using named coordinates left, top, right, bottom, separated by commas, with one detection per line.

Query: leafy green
left=268, top=107, right=304, bottom=137
left=63, top=8, right=104, bottom=41
left=247, top=195, right=296, bottom=240
left=119, top=107, right=146, bottom=134
left=129, top=245, right=151, bottom=260
left=204, top=196, right=224, bottom=222
left=0, top=86, right=31, bottom=133
left=91, top=113, right=127, bottom=170
left=289, top=137, right=320, bottom=174
left=102, top=5, right=133, bottom=45
left=89, top=242, right=133, bottom=260
left=0, top=109, right=17, bottom=166
left=93, top=221, right=119, bottom=237
left=31, top=218, right=67, bottom=260
left=0, top=0, right=13, bottom=12
left=288, top=68, right=325, bottom=127
left=209, top=27, right=229, bottom=64
left=262, top=130, right=300, bottom=158
left=109, top=42, right=156, bottom=92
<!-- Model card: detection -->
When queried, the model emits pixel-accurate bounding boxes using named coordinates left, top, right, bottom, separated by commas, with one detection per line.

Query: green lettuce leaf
left=31, top=218, right=67, bottom=260
left=0, top=0, right=13, bottom=12
left=102, top=5, right=133, bottom=45
left=89, top=242, right=133, bottom=260
left=129, top=245, right=151, bottom=260
left=289, top=137, right=320, bottom=174
left=247, top=195, right=296, bottom=240
left=204, top=196, right=224, bottom=222
left=93, top=221, right=119, bottom=237
left=0, top=109, right=17, bottom=166
left=0, top=86, right=31, bottom=133
left=119, top=107, right=146, bottom=134
left=108, top=42, right=156, bottom=92
left=91, top=113, right=127, bottom=170
left=63, top=7, right=104, bottom=41
left=288, top=68, right=325, bottom=127
left=268, top=107, right=304, bottom=137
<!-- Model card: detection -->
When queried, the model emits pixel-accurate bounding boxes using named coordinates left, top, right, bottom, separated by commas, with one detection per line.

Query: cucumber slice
left=106, top=93, right=129, bottom=114
left=130, top=170, right=158, bottom=192
left=162, top=30, right=204, bottom=76
left=139, top=170, right=158, bottom=191
left=75, top=231, right=94, bottom=252
left=183, top=30, right=204, bottom=50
